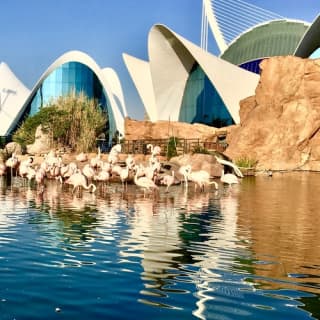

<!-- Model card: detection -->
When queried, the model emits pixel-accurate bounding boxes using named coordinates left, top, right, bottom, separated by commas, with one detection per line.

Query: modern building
left=0, top=62, right=30, bottom=136
left=220, top=19, right=309, bottom=73
left=2, top=51, right=126, bottom=143
left=202, top=0, right=312, bottom=73
left=123, top=24, right=259, bottom=127
left=294, top=15, right=320, bottom=58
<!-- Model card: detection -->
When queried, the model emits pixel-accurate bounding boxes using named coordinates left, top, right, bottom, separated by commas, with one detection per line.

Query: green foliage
left=13, top=92, right=107, bottom=152
left=167, top=136, right=178, bottom=159
left=235, top=156, right=257, bottom=168
left=192, top=145, right=210, bottom=154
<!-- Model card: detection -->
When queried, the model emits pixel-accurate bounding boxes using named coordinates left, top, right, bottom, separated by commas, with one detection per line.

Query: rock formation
left=226, top=56, right=320, bottom=171
left=26, top=125, right=51, bottom=155
left=124, top=117, right=230, bottom=141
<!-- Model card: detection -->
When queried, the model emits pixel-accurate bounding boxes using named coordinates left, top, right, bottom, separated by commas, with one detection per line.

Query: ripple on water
left=0, top=177, right=319, bottom=319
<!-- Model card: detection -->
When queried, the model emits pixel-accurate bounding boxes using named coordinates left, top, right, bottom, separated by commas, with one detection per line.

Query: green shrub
left=235, top=156, right=257, bottom=168
left=167, top=136, right=178, bottom=159
left=192, top=145, right=210, bottom=154
left=13, top=92, right=107, bottom=152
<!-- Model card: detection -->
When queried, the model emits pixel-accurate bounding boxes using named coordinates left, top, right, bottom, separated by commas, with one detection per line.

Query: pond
left=0, top=172, right=319, bottom=319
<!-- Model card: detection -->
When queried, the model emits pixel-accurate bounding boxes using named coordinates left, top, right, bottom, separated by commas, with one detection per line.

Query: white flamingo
left=60, top=162, right=78, bottom=179
left=147, top=144, right=161, bottom=157
left=35, top=167, right=46, bottom=193
left=94, top=170, right=110, bottom=191
left=26, top=166, right=36, bottom=186
left=19, top=156, right=34, bottom=179
left=214, top=155, right=241, bottom=187
left=179, top=165, right=190, bottom=187
left=5, top=152, right=20, bottom=178
left=160, top=170, right=175, bottom=192
left=119, top=166, right=130, bottom=190
left=65, top=170, right=96, bottom=195
left=90, top=147, right=102, bottom=169
left=215, top=156, right=243, bottom=178
left=108, top=144, right=121, bottom=165
left=134, top=166, right=158, bottom=194
left=125, top=154, right=135, bottom=170
left=186, top=165, right=218, bottom=192
left=82, top=163, right=95, bottom=181
left=110, top=143, right=122, bottom=154
left=76, top=152, right=88, bottom=162
left=220, top=169, right=239, bottom=187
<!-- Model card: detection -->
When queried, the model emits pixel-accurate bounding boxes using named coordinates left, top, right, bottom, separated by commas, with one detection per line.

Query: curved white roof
left=124, top=24, right=259, bottom=124
left=102, top=67, right=128, bottom=118
left=122, top=53, right=157, bottom=121
left=0, top=62, right=30, bottom=136
left=9, top=50, right=125, bottom=136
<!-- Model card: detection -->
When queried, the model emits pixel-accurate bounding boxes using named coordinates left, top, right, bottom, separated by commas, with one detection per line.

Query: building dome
left=220, top=19, right=309, bottom=73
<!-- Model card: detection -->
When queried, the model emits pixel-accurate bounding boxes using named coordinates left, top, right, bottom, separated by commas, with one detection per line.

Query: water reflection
left=238, top=173, right=320, bottom=294
left=0, top=174, right=319, bottom=319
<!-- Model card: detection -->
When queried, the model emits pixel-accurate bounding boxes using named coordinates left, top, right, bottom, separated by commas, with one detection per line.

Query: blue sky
left=0, top=0, right=319, bottom=120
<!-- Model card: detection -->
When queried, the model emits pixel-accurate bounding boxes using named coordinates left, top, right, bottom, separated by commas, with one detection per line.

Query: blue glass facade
left=28, top=62, right=109, bottom=115
left=23, top=61, right=116, bottom=143
left=239, top=58, right=264, bottom=74
left=179, top=64, right=234, bottom=127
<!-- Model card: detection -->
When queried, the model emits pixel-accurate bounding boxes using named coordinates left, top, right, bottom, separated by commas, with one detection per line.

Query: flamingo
left=110, top=143, right=122, bottom=154
left=185, top=165, right=218, bottom=192
left=76, top=152, right=88, bottom=162
left=147, top=144, right=161, bottom=157
left=65, top=170, right=96, bottom=195
left=134, top=165, right=158, bottom=194
left=214, top=156, right=241, bottom=187
left=119, top=166, right=130, bottom=190
left=125, top=154, right=135, bottom=170
left=18, top=156, right=34, bottom=178
left=160, top=170, right=175, bottom=192
left=26, top=166, right=36, bottom=187
left=82, top=163, right=95, bottom=181
left=90, top=147, right=102, bottom=169
left=147, top=144, right=161, bottom=167
left=94, top=170, right=110, bottom=192
left=214, top=156, right=243, bottom=178
left=5, top=153, right=19, bottom=178
left=35, top=167, right=46, bottom=193
left=220, top=169, right=239, bottom=187
left=178, top=165, right=190, bottom=187
left=60, top=162, right=78, bottom=179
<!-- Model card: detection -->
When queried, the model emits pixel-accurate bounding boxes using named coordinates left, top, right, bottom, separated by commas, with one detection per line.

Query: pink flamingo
left=65, top=170, right=96, bottom=195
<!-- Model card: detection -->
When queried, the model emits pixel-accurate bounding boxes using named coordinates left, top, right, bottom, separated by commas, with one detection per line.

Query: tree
left=13, top=92, right=107, bottom=152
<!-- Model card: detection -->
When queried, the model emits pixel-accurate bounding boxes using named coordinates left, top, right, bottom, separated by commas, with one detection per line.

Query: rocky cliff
left=124, top=117, right=231, bottom=141
left=226, top=56, right=320, bottom=171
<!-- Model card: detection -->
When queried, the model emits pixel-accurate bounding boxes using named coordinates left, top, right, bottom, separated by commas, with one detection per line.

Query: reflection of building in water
left=118, top=188, right=213, bottom=307
left=119, top=193, right=182, bottom=291
left=191, top=192, right=245, bottom=319
left=118, top=187, right=238, bottom=311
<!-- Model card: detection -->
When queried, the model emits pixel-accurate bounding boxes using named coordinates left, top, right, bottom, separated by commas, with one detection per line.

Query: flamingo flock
left=0, top=144, right=243, bottom=196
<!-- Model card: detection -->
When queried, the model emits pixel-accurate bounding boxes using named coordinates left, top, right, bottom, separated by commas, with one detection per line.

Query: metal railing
left=120, top=138, right=227, bottom=156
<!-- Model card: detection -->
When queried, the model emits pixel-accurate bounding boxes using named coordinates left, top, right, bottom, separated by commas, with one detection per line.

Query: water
left=0, top=172, right=319, bottom=319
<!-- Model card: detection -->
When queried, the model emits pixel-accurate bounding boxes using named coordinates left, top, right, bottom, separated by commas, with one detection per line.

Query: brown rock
left=226, top=56, right=320, bottom=171
left=125, top=117, right=221, bottom=141
left=27, top=125, right=51, bottom=155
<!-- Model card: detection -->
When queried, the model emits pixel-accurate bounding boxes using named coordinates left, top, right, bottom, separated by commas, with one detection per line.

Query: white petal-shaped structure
left=0, top=62, right=30, bottom=136
left=123, top=54, right=157, bottom=121
left=124, top=24, right=259, bottom=125
left=102, top=67, right=128, bottom=118
left=8, top=50, right=125, bottom=141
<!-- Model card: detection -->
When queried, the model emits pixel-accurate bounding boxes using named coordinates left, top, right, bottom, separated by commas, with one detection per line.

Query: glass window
left=179, top=63, right=234, bottom=127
